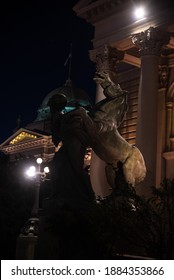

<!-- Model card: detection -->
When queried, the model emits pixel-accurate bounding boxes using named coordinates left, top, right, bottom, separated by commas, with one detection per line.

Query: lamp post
left=26, top=157, right=50, bottom=217
left=15, top=158, right=50, bottom=259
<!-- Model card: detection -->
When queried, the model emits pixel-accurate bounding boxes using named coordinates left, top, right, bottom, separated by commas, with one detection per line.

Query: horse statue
left=71, top=71, right=146, bottom=188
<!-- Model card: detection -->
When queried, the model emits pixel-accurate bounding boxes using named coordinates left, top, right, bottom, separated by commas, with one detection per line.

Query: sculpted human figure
left=48, top=72, right=146, bottom=199
left=48, top=94, right=95, bottom=201
left=71, top=72, right=146, bottom=188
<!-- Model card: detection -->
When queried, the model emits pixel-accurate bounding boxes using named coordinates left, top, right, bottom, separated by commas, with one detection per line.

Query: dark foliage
left=46, top=177, right=174, bottom=259
left=87, top=179, right=174, bottom=259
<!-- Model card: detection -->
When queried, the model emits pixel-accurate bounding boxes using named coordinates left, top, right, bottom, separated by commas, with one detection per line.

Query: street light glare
left=134, top=7, right=146, bottom=20
left=30, top=166, right=36, bottom=172
left=26, top=166, right=36, bottom=177
left=36, top=157, right=43, bottom=164
left=44, top=166, right=49, bottom=173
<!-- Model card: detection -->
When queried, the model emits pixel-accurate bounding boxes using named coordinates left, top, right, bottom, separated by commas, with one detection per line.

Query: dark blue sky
left=0, top=0, right=96, bottom=143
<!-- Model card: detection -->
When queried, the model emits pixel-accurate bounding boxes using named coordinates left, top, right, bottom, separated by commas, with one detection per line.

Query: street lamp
left=16, top=157, right=50, bottom=259
left=25, top=157, right=50, bottom=217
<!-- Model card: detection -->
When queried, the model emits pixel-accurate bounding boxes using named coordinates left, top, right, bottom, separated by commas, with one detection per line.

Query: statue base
left=34, top=196, right=101, bottom=260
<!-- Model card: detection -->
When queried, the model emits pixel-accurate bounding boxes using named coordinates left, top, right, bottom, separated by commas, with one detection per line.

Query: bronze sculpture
left=68, top=72, right=146, bottom=188
left=48, top=71, right=146, bottom=199
left=48, top=94, right=95, bottom=201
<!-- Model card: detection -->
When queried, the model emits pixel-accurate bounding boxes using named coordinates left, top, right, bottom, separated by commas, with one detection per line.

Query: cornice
left=1, top=137, right=54, bottom=154
left=123, top=53, right=140, bottom=68
left=74, top=0, right=127, bottom=24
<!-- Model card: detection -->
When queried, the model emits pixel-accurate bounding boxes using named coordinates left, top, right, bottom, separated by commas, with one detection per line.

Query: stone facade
left=1, top=1, right=174, bottom=197
left=0, top=128, right=55, bottom=163
left=74, top=0, right=174, bottom=196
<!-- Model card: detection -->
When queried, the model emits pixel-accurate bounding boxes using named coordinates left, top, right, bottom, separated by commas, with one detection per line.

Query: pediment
left=0, top=128, right=47, bottom=147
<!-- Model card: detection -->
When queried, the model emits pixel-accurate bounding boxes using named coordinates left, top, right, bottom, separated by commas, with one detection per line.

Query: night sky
left=0, top=0, right=96, bottom=144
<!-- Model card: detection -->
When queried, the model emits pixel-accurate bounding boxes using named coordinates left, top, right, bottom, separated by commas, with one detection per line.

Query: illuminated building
left=74, top=0, right=174, bottom=196
left=0, top=79, right=92, bottom=169
left=1, top=1, right=174, bottom=197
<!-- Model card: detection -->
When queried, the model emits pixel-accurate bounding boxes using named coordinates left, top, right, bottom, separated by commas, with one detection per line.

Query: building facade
left=1, top=1, right=174, bottom=197
left=0, top=79, right=92, bottom=169
left=74, top=0, right=174, bottom=196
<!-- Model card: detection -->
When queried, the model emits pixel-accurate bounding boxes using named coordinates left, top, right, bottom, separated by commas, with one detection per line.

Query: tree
left=88, top=178, right=174, bottom=259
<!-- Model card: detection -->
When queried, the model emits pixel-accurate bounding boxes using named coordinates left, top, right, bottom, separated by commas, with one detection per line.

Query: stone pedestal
left=15, top=217, right=39, bottom=260
left=34, top=209, right=61, bottom=260
left=34, top=197, right=100, bottom=260
left=16, top=234, right=38, bottom=260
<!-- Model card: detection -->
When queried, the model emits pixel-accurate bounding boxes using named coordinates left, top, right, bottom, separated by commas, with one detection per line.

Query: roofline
left=0, top=128, right=50, bottom=147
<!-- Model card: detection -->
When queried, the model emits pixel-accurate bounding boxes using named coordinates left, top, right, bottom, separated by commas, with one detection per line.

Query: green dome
left=35, top=79, right=93, bottom=121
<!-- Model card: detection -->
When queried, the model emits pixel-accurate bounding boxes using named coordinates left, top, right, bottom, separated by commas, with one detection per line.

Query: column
left=89, top=45, right=124, bottom=197
left=132, top=27, right=170, bottom=194
left=155, top=61, right=169, bottom=186
left=166, top=101, right=173, bottom=151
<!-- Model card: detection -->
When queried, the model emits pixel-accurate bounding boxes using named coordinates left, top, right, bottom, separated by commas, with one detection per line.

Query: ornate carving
left=166, top=101, right=173, bottom=151
left=75, top=0, right=128, bottom=24
left=166, top=83, right=174, bottom=151
left=1, top=137, right=53, bottom=153
left=132, top=27, right=170, bottom=56
left=159, top=64, right=169, bottom=89
left=167, top=81, right=174, bottom=100
left=89, top=45, right=124, bottom=73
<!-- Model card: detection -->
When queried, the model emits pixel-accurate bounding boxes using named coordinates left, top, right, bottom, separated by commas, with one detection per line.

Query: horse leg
left=105, top=164, right=117, bottom=190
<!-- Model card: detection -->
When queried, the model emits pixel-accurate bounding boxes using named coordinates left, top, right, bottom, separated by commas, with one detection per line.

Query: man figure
left=48, top=94, right=95, bottom=202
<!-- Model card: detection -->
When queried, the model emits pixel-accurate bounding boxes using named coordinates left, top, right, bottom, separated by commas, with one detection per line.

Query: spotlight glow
left=134, top=7, right=146, bottom=20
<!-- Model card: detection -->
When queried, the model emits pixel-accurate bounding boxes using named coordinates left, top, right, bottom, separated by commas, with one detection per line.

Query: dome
left=35, top=79, right=93, bottom=121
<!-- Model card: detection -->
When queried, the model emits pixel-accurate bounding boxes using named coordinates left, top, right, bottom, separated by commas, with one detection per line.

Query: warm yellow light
left=10, top=132, right=37, bottom=145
